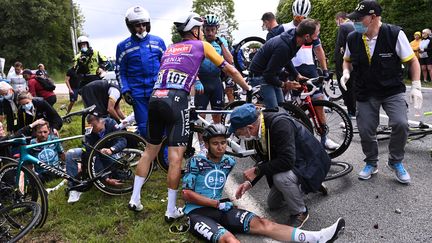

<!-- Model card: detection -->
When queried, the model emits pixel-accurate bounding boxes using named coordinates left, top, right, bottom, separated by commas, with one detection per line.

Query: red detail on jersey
left=165, top=44, right=193, bottom=55
left=154, top=89, right=169, bottom=97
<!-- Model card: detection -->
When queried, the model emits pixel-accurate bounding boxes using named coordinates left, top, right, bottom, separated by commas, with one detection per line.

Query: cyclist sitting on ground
left=127, top=12, right=251, bottom=224
left=81, top=79, right=126, bottom=122
left=16, top=91, right=62, bottom=136
left=29, top=120, right=65, bottom=183
left=230, top=103, right=330, bottom=228
left=65, top=112, right=127, bottom=203
left=247, top=19, right=319, bottom=109
left=196, top=13, right=233, bottom=154
left=183, top=123, right=345, bottom=243
left=283, top=0, right=340, bottom=150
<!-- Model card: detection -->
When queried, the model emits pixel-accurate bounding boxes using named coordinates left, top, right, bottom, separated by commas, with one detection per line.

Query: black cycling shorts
left=188, top=207, right=256, bottom=242
left=146, top=89, right=190, bottom=147
left=195, top=78, right=225, bottom=111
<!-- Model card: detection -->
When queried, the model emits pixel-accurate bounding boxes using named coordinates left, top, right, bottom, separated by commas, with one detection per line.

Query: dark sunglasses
left=134, top=23, right=147, bottom=28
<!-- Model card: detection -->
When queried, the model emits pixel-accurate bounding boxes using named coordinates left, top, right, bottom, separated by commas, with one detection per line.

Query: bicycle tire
left=0, top=201, right=41, bottom=242
left=233, top=36, right=265, bottom=73
left=324, top=161, right=353, bottom=181
left=0, top=160, right=48, bottom=229
left=87, top=131, right=151, bottom=196
left=306, top=100, right=353, bottom=159
left=156, top=125, right=205, bottom=174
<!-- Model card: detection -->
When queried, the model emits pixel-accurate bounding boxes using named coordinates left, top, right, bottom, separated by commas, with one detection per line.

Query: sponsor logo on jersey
left=165, top=44, right=193, bottom=55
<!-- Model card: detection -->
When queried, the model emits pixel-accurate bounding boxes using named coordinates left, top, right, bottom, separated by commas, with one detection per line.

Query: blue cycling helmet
left=203, top=14, right=220, bottom=27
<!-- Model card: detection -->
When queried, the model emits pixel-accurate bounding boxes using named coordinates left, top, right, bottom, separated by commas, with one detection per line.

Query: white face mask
left=136, top=31, right=148, bottom=39
left=3, top=91, right=13, bottom=100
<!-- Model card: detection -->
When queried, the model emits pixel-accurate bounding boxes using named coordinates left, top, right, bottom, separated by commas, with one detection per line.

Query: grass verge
left=23, top=97, right=199, bottom=242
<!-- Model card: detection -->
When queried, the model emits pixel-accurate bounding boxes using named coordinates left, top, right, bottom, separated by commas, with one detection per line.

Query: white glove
left=339, top=69, right=350, bottom=91
left=409, top=80, right=423, bottom=110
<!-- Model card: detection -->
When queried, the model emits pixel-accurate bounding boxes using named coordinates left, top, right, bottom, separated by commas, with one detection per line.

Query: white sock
left=130, top=176, right=145, bottom=204
left=292, top=228, right=319, bottom=242
left=167, top=188, right=178, bottom=214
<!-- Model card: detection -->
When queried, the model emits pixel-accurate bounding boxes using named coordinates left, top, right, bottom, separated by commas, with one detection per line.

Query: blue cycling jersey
left=182, top=154, right=236, bottom=214
left=198, top=37, right=228, bottom=81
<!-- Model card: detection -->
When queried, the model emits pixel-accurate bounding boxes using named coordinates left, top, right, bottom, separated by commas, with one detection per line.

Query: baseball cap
left=347, top=1, right=382, bottom=20
left=228, top=103, right=258, bottom=133
left=22, top=69, right=33, bottom=75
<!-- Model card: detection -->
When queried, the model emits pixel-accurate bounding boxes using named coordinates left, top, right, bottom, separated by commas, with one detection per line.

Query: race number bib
left=166, top=69, right=188, bottom=85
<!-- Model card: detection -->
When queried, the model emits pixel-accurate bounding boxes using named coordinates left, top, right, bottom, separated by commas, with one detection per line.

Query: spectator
left=65, top=113, right=127, bottom=203
left=37, top=63, right=49, bottom=78
left=29, top=121, right=65, bottom=183
left=64, top=67, right=81, bottom=114
left=410, top=31, right=421, bottom=59
left=261, top=12, right=285, bottom=41
left=25, top=69, right=57, bottom=106
left=9, top=62, right=27, bottom=93
left=334, top=12, right=356, bottom=118
left=16, top=91, right=62, bottom=136
left=343, top=0, right=421, bottom=183
left=419, top=28, right=432, bottom=82
left=81, top=79, right=125, bottom=122
left=73, top=36, right=108, bottom=88
left=0, top=81, right=18, bottom=132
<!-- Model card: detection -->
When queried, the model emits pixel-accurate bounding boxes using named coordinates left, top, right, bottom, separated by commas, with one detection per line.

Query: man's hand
left=243, top=167, right=257, bottom=182
left=30, top=118, right=46, bottom=129
left=340, top=69, right=350, bottom=91
left=52, top=128, right=59, bottom=137
left=123, top=91, right=134, bottom=106
left=218, top=201, right=233, bottom=211
left=323, top=69, right=330, bottom=81
left=195, top=80, right=204, bottom=95
left=100, top=148, right=113, bottom=155
left=296, top=73, right=308, bottom=82
left=69, top=89, right=74, bottom=95
left=235, top=181, right=252, bottom=199
left=284, top=81, right=301, bottom=92
left=216, top=37, right=224, bottom=46
left=410, top=80, right=423, bottom=110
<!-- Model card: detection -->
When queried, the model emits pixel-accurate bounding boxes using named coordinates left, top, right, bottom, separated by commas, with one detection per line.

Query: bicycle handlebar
left=62, top=105, right=96, bottom=121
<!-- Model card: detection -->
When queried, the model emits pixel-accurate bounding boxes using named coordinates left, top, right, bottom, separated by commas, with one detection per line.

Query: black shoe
left=288, top=208, right=309, bottom=228
left=319, top=183, right=328, bottom=196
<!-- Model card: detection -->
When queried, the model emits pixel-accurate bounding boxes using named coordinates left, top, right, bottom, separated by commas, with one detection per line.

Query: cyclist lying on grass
left=182, top=124, right=345, bottom=243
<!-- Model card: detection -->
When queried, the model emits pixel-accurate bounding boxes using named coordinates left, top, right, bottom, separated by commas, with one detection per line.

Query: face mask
left=136, top=31, right=148, bottom=39
left=23, top=103, right=33, bottom=111
left=81, top=47, right=88, bottom=52
left=354, top=22, right=368, bottom=34
left=4, top=92, right=13, bottom=100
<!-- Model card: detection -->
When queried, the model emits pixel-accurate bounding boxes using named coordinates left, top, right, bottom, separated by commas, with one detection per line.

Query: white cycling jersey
left=284, top=20, right=321, bottom=67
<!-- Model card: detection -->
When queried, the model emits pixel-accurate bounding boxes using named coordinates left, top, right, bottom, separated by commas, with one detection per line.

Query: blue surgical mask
left=81, top=47, right=88, bottom=52
left=4, top=92, right=13, bottom=100
left=23, top=102, right=33, bottom=111
left=354, top=22, right=368, bottom=34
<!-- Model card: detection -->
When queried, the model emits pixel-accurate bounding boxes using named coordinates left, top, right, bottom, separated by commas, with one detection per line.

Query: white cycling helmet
left=292, top=0, right=311, bottom=17
left=174, top=12, right=203, bottom=32
left=125, top=6, right=151, bottom=33
left=77, top=36, right=90, bottom=46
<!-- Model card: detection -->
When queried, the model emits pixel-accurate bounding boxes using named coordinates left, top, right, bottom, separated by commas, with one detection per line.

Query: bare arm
left=64, top=76, right=72, bottom=92
left=114, top=103, right=126, bottom=120
left=222, top=64, right=250, bottom=91
left=182, top=189, right=218, bottom=208
left=314, top=45, right=328, bottom=70
left=342, top=59, right=353, bottom=72
left=221, top=44, right=233, bottom=64
left=107, top=98, right=121, bottom=121
left=407, top=56, right=421, bottom=81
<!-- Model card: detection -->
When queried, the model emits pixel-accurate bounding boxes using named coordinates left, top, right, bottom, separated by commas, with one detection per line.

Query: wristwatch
left=110, top=147, right=116, bottom=153
left=253, top=166, right=260, bottom=176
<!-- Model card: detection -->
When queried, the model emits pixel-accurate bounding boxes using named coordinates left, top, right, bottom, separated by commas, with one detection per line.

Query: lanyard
left=362, top=34, right=372, bottom=65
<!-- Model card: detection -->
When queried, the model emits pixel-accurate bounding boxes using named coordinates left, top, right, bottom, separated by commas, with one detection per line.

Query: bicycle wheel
left=87, top=131, right=150, bottom=196
left=324, top=161, right=353, bottom=181
left=156, top=125, right=204, bottom=174
left=305, top=100, right=353, bottom=159
left=233, top=36, right=265, bottom=73
left=0, top=160, right=48, bottom=229
left=0, top=201, right=41, bottom=242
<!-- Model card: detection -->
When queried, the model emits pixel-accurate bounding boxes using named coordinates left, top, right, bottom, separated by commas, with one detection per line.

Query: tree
left=0, top=0, right=84, bottom=74
left=171, top=0, right=238, bottom=44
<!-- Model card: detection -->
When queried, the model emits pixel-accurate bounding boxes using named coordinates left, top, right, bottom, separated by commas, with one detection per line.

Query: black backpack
left=35, top=77, right=56, bottom=91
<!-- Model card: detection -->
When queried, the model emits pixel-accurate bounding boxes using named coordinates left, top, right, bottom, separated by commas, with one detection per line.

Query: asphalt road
left=223, top=87, right=432, bottom=242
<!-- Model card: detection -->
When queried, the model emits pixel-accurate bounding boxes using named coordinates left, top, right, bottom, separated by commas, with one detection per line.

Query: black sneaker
left=288, top=208, right=309, bottom=228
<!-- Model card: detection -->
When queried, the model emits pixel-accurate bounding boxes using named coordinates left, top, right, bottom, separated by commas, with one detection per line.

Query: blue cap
left=228, top=103, right=258, bottom=133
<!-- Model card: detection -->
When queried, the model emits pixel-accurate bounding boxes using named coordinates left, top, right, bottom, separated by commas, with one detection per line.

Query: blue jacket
left=116, top=34, right=166, bottom=97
